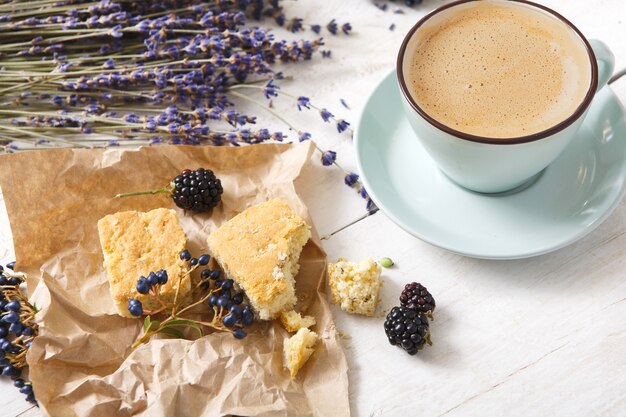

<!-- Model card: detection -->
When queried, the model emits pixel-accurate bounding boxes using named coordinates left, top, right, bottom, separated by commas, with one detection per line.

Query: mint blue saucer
left=355, top=71, right=626, bottom=259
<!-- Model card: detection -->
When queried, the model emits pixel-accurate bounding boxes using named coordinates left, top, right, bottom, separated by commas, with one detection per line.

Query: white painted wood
left=1, top=0, right=626, bottom=415
left=15, top=408, right=38, bottom=417
left=322, top=200, right=626, bottom=417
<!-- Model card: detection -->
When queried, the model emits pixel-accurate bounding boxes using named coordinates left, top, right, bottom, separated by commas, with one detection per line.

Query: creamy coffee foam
left=406, top=0, right=592, bottom=139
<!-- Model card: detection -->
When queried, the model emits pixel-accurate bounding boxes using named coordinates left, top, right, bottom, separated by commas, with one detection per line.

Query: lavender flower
left=264, top=79, right=279, bottom=98
left=320, top=109, right=334, bottom=123
left=366, top=198, right=378, bottom=215
left=340, top=98, right=350, bottom=109
left=296, top=96, right=311, bottom=111
left=286, top=18, right=303, bottom=33
left=341, top=23, right=352, bottom=35
left=375, top=3, right=389, bottom=11
left=298, top=132, right=311, bottom=142
left=326, top=19, right=338, bottom=35
left=321, top=150, right=337, bottom=166
left=336, top=119, right=350, bottom=133
left=344, top=172, right=359, bottom=186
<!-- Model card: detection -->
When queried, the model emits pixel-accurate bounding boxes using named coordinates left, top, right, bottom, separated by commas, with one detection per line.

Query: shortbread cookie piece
left=280, top=310, right=316, bottom=333
left=283, top=328, right=318, bottom=378
left=97, top=208, right=190, bottom=318
left=207, top=199, right=311, bottom=320
left=328, top=258, right=382, bottom=316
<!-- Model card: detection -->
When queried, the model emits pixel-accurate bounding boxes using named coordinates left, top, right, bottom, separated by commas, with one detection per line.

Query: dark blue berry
left=190, top=258, right=199, bottom=266
left=242, top=306, right=252, bottom=316
left=242, top=313, right=254, bottom=326
left=7, top=344, right=20, bottom=354
left=147, top=272, right=159, bottom=286
left=208, top=294, right=218, bottom=307
left=201, top=269, right=210, bottom=279
left=0, top=300, right=6, bottom=310
left=19, top=384, right=32, bottom=395
left=25, top=392, right=36, bottom=403
left=1, top=311, right=19, bottom=324
left=9, top=322, right=23, bottom=335
left=13, top=378, right=25, bottom=388
left=222, top=314, right=237, bottom=327
left=2, top=364, right=20, bottom=377
left=156, top=269, right=168, bottom=285
left=180, top=249, right=191, bottom=261
left=209, top=270, right=221, bottom=280
left=198, top=254, right=210, bottom=266
left=136, top=277, right=150, bottom=294
left=127, top=299, right=143, bottom=316
left=5, top=300, right=20, bottom=312
left=229, top=305, right=242, bottom=317
left=233, top=328, right=247, bottom=339
left=7, top=278, right=20, bottom=286
left=221, top=279, right=233, bottom=290
left=6, top=261, right=15, bottom=270
left=232, top=293, right=244, bottom=305
left=0, top=358, right=8, bottom=366
left=0, top=327, right=7, bottom=338
left=0, top=277, right=6, bottom=286
left=216, top=296, right=232, bottom=309
left=220, top=290, right=231, bottom=299
left=21, top=326, right=34, bottom=336
left=214, top=279, right=223, bottom=288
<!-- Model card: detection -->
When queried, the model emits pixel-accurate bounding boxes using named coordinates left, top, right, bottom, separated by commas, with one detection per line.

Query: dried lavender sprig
left=0, top=0, right=350, bottom=164
left=228, top=82, right=354, bottom=135
left=228, top=88, right=375, bottom=214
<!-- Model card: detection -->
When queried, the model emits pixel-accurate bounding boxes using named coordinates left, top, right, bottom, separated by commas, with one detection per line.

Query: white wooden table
left=2, top=0, right=626, bottom=416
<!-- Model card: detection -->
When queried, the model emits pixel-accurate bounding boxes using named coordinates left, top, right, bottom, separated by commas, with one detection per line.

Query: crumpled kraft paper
left=0, top=143, right=350, bottom=417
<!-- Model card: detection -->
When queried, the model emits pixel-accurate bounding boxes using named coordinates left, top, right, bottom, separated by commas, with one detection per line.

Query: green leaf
left=143, top=316, right=159, bottom=331
left=162, top=319, right=203, bottom=337
left=158, top=327, right=185, bottom=339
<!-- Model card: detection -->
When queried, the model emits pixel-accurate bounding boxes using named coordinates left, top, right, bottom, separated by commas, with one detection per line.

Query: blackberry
left=384, top=306, right=431, bottom=355
left=116, top=168, right=223, bottom=213
left=399, top=282, right=435, bottom=317
left=171, top=168, right=223, bottom=212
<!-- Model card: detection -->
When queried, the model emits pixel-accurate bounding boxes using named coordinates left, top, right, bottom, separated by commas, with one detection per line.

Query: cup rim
left=396, top=0, right=599, bottom=145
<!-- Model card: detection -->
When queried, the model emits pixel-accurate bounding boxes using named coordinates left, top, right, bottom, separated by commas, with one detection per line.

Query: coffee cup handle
left=589, top=39, right=615, bottom=91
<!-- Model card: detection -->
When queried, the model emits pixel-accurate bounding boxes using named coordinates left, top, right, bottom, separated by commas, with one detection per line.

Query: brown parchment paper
left=0, top=143, right=350, bottom=417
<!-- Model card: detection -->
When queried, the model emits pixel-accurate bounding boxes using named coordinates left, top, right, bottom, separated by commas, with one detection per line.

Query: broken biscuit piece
left=328, top=258, right=382, bottom=317
left=284, top=328, right=318, bottom=378
left=280, top=310, right=316, bottom=333
left=97, top=208, right=190, bottom=318
left=207, top=199, right=311, bottom=320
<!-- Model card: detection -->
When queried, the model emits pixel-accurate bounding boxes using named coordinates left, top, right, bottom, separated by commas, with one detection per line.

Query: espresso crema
left=406, top=0, right=592, bottom=138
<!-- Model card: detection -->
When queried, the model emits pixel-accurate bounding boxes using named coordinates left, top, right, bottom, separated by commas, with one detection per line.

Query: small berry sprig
left=384, top=282, right=435, bottom=355
left=0, top=263, right=38, bottom=404
left=116, top=168, right=223, bottom=213
left=128, top=249, right=254, bottom=349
